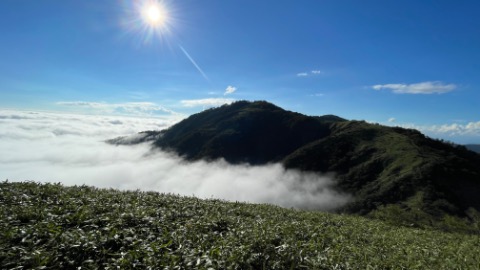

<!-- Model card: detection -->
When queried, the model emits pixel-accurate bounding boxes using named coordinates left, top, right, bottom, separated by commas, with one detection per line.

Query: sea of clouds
left=0, top=109, right=351, bottom=211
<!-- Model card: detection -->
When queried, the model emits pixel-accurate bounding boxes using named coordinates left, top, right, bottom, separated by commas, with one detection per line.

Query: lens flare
left=141, top=2, right=167, bottom=27
left=121, top=0, right=173, bottom=44
left=121, top=0, right=210, bottom=82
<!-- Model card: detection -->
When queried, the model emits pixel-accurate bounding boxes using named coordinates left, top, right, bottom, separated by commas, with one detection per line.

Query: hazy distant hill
left=466, top=144, right=480, bottom=153
left=112, top=101, right=480, bottom=225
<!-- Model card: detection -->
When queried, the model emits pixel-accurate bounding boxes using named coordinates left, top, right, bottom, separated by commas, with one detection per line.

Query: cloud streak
left=372, top=81, right=457, bottom=94
left=297, top=70, right=322, bottom=77
left=0, top=109, right=351, bottom=211
left=180, top=98, right=235, bottom=108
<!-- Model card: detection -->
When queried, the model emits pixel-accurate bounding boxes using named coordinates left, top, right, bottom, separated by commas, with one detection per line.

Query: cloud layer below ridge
left=0, top=109, right=350, bottom=211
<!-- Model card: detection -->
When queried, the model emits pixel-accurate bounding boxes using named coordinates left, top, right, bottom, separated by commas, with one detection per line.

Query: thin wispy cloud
left=128, top=91, right=150, bottom=100
left=372, top=81, right=457, bottom=94
left=180, top=98, right=235, bottom=108
left=56, top=101, right=178, bottom=116
left=297, top=70, right=322, bottom=77
left=388, top=117, right=396, bottom=123
left=224, top=85, right=237, bottom=95
left=0, top=110, right=351, bottom=211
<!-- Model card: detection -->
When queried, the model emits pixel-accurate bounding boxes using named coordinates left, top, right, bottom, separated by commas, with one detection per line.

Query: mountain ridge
left=110, top=100, right=480, bottom=225
left=466, top=144, right=480, bottom=153
left=153, top=101, right=340, bottom=164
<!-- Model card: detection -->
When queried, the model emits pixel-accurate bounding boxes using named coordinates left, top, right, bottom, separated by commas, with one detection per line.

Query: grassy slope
left=1, top=182, right=479, bottom=269
left=284, top=120, right=480, bottom=223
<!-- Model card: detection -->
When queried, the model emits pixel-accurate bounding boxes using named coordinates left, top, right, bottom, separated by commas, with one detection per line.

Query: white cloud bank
left=0, top=109, right=350, bottom=211
left=56, top=101, right=177, bottom=116
left=411, top=121, right=480, bottom=137
left=180, top=98, right=235, bottom=108
left=372, top=81, right=457, bottom=94
left=381, top=120, right=480, bottom=144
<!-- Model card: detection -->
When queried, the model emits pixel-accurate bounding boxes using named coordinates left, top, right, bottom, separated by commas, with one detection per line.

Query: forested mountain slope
left=111, top=101, right=480, bottom=224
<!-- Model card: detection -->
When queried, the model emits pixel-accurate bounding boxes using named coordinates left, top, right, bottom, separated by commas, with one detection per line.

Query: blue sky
left=0, top=0, right=479, bottom=143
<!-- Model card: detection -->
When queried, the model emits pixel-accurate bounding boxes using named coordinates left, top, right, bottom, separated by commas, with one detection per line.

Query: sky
left=0, top=0, right=480, bottom=143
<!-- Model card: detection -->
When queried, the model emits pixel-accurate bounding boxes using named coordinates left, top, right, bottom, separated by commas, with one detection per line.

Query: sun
left=122, top=0, right=174, bottom=44
left=141, top=1, right=168, bottom=28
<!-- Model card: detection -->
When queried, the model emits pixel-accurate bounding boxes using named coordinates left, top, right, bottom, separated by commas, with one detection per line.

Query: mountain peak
left=115, top=101, right=480, bottom=223
left=155, top=100, right=334, bottom=164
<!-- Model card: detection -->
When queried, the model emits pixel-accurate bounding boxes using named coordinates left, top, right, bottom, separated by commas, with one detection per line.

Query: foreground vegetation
left=1, top=181, right=480, bottom=269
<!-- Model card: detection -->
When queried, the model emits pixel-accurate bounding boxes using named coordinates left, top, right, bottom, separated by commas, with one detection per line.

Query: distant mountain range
left=466, top=144, right=480, bottom=153
left=110, top=101, right=480, bottom=224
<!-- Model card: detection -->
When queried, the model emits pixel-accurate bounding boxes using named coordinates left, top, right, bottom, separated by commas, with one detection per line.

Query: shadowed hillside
left=283, top=120, right=480, bottom=217
left=153, top=101, right=339, bottom=164
left=111, top=101, right=480, bottom=227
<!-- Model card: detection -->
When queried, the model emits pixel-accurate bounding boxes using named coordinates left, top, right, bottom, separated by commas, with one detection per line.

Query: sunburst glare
left=141, top=2, right=167, bottom=27
left=120, top=1, right=209, bottom=81
left=122, top=0, right=174, bottom=45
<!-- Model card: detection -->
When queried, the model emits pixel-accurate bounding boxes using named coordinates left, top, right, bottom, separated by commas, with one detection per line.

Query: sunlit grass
left=1, top=181, right=479, bottom=269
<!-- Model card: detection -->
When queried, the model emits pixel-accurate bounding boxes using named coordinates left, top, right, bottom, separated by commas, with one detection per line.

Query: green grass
left=1, top=181, right=479, bottom=269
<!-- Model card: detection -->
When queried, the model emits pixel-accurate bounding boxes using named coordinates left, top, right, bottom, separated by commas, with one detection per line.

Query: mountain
left=112, top=101, right=480, bottom=226
left=153, top=101, right=341, bottom=164
left=466, top=144, right=480, bottom=154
